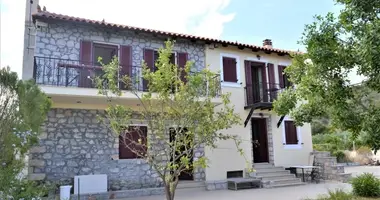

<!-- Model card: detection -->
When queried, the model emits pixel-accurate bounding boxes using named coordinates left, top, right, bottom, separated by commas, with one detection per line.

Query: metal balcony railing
left=244, top=82, right=283, bottom=107
left=33, top=56, right=221, bottom=97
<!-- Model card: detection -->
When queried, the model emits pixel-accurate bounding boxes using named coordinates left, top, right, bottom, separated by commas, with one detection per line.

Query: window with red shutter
left=119, top=126, right=148, bottom=159
left=222, top=57, right=237, bottom=82
left=284, top=121, right=298, bottom=145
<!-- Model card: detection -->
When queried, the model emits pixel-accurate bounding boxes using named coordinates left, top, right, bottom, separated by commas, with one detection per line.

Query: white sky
left=0, top=0, right=235, bottom=77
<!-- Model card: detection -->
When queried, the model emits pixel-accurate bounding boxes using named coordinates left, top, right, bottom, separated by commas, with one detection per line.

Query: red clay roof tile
left=32, top=11, right=299, bottom=55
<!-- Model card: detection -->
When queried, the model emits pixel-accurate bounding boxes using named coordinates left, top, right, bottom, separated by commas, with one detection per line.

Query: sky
left=0, top=0, right=351, bottom=80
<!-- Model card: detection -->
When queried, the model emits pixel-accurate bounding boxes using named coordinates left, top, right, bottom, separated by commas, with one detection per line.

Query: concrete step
left=261, top=174, right=297, bottom=181
left=269, top=178, right=302, bottom=185
left=257, top=170, right=291, bottom=177
left=270, top=182, right=306, bottom=188
left=255, top=167, right=285, bottom=173
left=177, top=181, right=205, bottom=189
left=254, top=163, right=275, bottom=169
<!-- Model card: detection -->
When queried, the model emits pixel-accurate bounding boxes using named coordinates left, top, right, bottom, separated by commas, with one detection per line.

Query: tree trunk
left=164, top=179, right=178, bottom=200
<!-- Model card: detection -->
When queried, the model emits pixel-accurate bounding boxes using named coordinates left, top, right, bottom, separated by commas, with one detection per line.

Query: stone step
left=255, top=167, right=285, bottom=173
left=270, top=181, right=305, bottom=188
left=261, top=174, right=297, bottom=181
left=253, top=163, right=275, bottom=169
left=257, top=170, right=290, bottom=177
left=269, top=178, right=302, bottom=185
left=177, top=181, right=205, bottom=189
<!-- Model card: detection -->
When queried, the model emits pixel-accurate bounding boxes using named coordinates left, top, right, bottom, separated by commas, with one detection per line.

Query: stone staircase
left=177, top=181, right=205, bottom=190
left=253, top=163, right=304, bottom=188
left=313, top=151, right=352, bottom=182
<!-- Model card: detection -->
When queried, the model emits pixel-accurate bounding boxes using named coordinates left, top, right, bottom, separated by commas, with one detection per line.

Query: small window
left=222, top=57, right=238, bottom=82
left=284, top=121, right=298, bottom=145
left=227, top=170, right=243, bottom=178
left=119, top=126, right=147, bottom=159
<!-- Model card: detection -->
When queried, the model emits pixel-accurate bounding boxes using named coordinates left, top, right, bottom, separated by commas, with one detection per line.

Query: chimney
left=263, top=39, right=273, bottom=48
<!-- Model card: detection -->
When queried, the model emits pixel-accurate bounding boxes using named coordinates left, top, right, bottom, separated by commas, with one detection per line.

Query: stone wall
left=34, top=20, right=205, bottom=85
left=29, top=108, right=205, bottom=191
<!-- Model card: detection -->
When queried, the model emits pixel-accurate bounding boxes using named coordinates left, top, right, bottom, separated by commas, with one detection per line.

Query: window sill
left=221, top=82, right=241, bottom=88
left=283, top=144, right=303, bottom=149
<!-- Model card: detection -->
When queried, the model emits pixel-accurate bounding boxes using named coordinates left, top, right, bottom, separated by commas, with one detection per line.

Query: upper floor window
left=93, top=43, right=118, bottom=65
left=278, top=65, right=292, bottom=88
left=220, top=53, right=240, bottom=87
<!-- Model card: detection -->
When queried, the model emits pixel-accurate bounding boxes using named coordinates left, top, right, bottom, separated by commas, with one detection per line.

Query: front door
left=251, top=118, right=269, bottom=163
left=169, top=128, right=194, bottom=180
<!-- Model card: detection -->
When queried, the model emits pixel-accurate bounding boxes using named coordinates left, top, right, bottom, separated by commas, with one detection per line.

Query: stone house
left=22, top=0, right=314, bottom=197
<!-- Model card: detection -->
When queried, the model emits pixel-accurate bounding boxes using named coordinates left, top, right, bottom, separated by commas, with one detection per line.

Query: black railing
left=244, top=82, right=283, bottom=106
left=33, top=56, right=221, bottom=96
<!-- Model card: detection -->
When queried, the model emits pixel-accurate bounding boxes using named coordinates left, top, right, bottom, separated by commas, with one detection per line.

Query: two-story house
left=22, top=0, right=312, bottom=196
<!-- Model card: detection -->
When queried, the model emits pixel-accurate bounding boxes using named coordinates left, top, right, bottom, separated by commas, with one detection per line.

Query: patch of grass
left=303, top=189, right=380, bottom=200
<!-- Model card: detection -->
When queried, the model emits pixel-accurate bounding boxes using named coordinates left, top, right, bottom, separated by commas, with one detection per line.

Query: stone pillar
left=22, top=0, right=39, bottom=80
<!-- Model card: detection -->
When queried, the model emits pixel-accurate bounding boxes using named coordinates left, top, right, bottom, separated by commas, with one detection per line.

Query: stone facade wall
left=29, top=108, right=205, bottom=191
left=34, top=20, right=205, bottom=86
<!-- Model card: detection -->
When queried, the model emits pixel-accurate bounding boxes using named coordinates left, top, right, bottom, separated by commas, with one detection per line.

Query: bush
left=333, top=150, right=347, bottom=163
left=351, top=173, right=380, bottom=197
left=304, top=189, right=354, bottom=200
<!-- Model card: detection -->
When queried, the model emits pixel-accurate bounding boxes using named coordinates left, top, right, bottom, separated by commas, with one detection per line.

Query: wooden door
left=169, top=128, right=194, bottom=180
left=251, top=118, right=269, bottom=163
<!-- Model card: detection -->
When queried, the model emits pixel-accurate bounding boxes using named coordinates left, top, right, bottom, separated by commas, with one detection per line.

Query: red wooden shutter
left=222, top=57, right=237, bottom=82
left=267, top=63, right=276, bottom=101
left=278, top=65, right=285, bottom=88
left=244, top=61, right=253, bottom=105
left=79, top=40, right=92, bottom=88
left=261, top=63, right=268, bottom=102
left=119, top=133, right=134, bottom=159
left=143, top=49, right=154, bottom=91
left=267, top=63, right=275, bottom=89
left=285, top=121, right=298, bottom=144
left=119, top=45, right=132, bottom=90
left=178, top=53, right=188, bottom=83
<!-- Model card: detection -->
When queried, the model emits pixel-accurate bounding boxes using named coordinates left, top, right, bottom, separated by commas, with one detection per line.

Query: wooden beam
left=277, top=115, right=285, bottom=128
left=222, top=43, right=228, bottom=47
left=244, top=107, right=255, bottom=127
left=238, top=46, right=244, bottom=50
left=252, top=48, right=259, bottom=52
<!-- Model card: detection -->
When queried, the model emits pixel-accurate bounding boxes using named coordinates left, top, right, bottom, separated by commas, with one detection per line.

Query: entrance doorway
left=251, top=118, right=269, bottom=163
left=169, top=128, right=194, bottom=180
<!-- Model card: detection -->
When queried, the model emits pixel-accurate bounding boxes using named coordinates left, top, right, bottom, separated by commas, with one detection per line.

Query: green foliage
left=273, top=0, right=380, bottom=153
left=315, top=189, right=354, bottom=200
left=0, top=67, right=52, bottom=199
left=96, top=41, right=244, bottom=200
left=333, top=150, right=346, bottom=163
left=351, top=173, right=380, bottom=197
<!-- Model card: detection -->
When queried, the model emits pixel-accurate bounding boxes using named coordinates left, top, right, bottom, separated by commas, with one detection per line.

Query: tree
left=96, top=41, right=248, bottom=200
left=273, top=0, right=380, bottom=153
left=0, top=67, right=51, bottom=199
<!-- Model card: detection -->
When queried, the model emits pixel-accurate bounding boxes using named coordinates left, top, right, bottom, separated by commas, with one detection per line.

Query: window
left=278, top=65, right=292, bottom=88
left=222, top=57, right=238, bottom=82
left=220, top=53, right=240, bottom=87
left=93, top=43, right=118, bottom=65
left=119, top=126, right=147, bottom=159
left=284, top=121, right=298, bottom=145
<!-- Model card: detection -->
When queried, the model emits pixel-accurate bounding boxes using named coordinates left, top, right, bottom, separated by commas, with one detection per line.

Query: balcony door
left=245, top=61, right=268, bottom=105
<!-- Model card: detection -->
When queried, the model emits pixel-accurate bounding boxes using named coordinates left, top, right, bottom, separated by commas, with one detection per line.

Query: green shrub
left=333, top=150, right=347, bottom=163
left=351, top=173, right=380, bottom=197
left=304, top=189, right=354, bottom=200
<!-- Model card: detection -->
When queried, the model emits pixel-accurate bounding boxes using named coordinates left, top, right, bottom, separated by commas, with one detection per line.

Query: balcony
left=244, top=82, right=282, bottom=110
left=33, top=56, right=221, bottom=97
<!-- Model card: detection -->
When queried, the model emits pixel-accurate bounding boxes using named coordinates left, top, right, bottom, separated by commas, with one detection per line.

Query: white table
left=288, top=166, right=320, bottom=182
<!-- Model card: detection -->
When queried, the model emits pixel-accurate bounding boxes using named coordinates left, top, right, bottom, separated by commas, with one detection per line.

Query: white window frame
left=220, top=53, right=241, bottom=88
left=282, top=116, right=302, bottom=149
